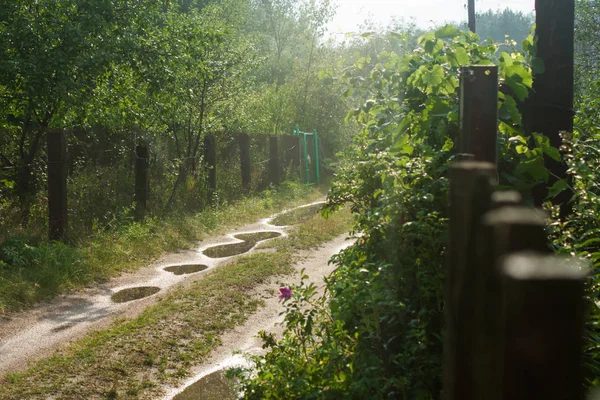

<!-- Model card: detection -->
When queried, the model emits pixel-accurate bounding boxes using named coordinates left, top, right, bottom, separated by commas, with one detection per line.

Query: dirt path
left=0, top=201, right=331, bottom=376
left=162, top=233, right=354, bottom=399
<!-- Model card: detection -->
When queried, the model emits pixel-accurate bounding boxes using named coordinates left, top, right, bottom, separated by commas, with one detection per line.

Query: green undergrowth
left=0, top=181, right=327, bottom=314
left=0, top=204, right=352, bottom=400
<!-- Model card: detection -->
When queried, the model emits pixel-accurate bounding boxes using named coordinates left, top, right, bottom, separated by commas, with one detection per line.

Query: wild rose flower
left=278, top=286, right=292, bottom=300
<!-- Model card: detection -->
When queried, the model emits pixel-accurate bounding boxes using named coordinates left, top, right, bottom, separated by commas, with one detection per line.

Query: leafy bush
left=238, top=25, right=594, bottom=399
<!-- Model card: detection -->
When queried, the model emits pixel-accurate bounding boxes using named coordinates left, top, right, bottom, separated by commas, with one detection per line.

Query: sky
left=328, top=0, right=536, bottom=34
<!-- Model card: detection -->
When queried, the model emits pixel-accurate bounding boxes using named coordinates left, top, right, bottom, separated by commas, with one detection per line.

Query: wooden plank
left=239, top=133, right=251, bottom=193
left=47, top=130, right=68, bottom=240
left=134, top=145, right=149, bottom=221
left=204, top=134, right=217, bottom=196
left=269, top=135, right=280, bottom=186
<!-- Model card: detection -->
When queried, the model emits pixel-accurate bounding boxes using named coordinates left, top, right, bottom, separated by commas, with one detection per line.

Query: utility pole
left=468, top=0, right=476, bottom=33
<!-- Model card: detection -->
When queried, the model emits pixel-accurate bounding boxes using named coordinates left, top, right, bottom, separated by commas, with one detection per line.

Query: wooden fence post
left=269, top=135, right=280, bottom=186
left=134, top=145, right=149, bottom=221
left=501, top=253, right=588, bottom=400
left=459, top=65, right=498, bottom=165
left=485, top=207, right=550, bottom=257
left=490, top=190, right=522, bottom=209
left=47, top=130, right=68, bottom=241
left=239, top=133, right=251, bottom=193
left=527, top=0, right=574, bottom=215
left=292, top=136, right=300, bottom=176
left=204, top=134, right=217, bottom=197
left=444, top=160, right=496, bottom=400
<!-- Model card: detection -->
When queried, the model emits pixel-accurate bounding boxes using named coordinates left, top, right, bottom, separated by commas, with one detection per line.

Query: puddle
left=173, top=370, right=238, bottom=400
left=233, top=231, right=281, bottom=242
left=164, top=264, right=208, bottom=275
left=270, top=203, right=324, bottom=226
left=51, top=323, right=74, bottom=333
left=111, top=286, right=161, bottom=303
left=203, top=232, right=282, bottom=258
left=203, top=241, right=256, bottom=258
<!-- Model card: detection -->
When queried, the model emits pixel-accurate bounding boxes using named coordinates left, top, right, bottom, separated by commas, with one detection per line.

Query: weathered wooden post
left=527, top=0, right=575, bottom=215
left=134, top=145, right=149, bottom=221
left=459, top=65, right=499, bottom=165
left=239, top=133, right=251, bottom=193
left=269, top=135, right=280, bottom=186
left=501, top=253, right=588, bottom=400
left=292, top=135, right=300, bottom=177
left=472, top=205, right=548, bottom=398
left=444, top=161, right=496, bottom=400
left=204, top=134, right=217, bottom=196
left=485, top=206, right=550, bottom=257
left=47, top=130, right=68, bottom=241
left=468, top=0, right=476, bottom=33
left=490, top=190, right=522, bottom=209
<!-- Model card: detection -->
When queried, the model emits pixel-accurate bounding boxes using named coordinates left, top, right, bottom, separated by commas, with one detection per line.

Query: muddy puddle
left=173, top=370, right=238, bottom=400
left=270, top=202, right=324, bottom=226
left=203, top=231, right=282, bottom=258
left=111, top=286, right=161, bottom=303
left=164, top=264, right=208, bottom=275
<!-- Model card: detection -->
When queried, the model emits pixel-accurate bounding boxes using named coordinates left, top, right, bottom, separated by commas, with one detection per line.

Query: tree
left=0, top=0, right=166, bottom=215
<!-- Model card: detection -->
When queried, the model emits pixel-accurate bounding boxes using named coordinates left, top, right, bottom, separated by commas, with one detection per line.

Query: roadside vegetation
left=236, top=3, right=600, bottom=398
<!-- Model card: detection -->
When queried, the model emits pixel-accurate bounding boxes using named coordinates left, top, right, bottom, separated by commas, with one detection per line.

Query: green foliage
left=238, top=25, right=575, bottom=399
left=547, top=129, right=600, bottom=387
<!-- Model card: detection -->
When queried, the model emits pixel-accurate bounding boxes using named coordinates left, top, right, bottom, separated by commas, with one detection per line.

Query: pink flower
left=278, top=286, right=292, bottom=300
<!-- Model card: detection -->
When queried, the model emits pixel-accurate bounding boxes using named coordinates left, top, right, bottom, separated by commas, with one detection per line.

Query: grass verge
left=0, top=182, right=327, bottom=314
left=0, top=206, right=352, bottom=400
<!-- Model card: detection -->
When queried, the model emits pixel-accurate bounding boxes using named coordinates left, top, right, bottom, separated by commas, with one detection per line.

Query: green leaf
left=391, top=133, right=414, bottom=155
left=504, top=77, right=529, bottom=102
left=543, top=146, right=561, bottom=161
left=422, top=65, right=444, bottom=88
left=434, top=25, right=460, bottom=39
left=499, top=94, right=521, bottom=124
left=442, top=138, right=454, bottom=152
left=424, top=39, right=444, bottom=55
left=546, top=179, right=570, bottom=199
left=453, top=47, right=470, bottom=66
left=505, top=64, right=533, bottom=88
left=515, top=145, right=528, bottom=154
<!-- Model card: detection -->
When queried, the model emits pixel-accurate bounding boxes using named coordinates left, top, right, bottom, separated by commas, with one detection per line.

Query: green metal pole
left=313, top=129, right=320, bottom=184
left=302, top=132, right=309, bottom=184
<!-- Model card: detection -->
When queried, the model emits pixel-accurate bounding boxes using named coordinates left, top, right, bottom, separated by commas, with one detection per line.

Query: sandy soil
left=0, top=202, right=328, bottom=376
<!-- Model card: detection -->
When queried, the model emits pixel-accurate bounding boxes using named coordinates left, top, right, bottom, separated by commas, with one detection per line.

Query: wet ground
left=172, top=370, right=238, bottom=400
left=0, top=201, right=324, bottom=375
left=203, top=231, right=282, bottom=258
left=162, top=234, right=355, bottom=400
left=164, top=264, right=209, bottom=275
left=269, top=202, right=325, bottom=226
left=111, top=286, right=161, bottom=303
